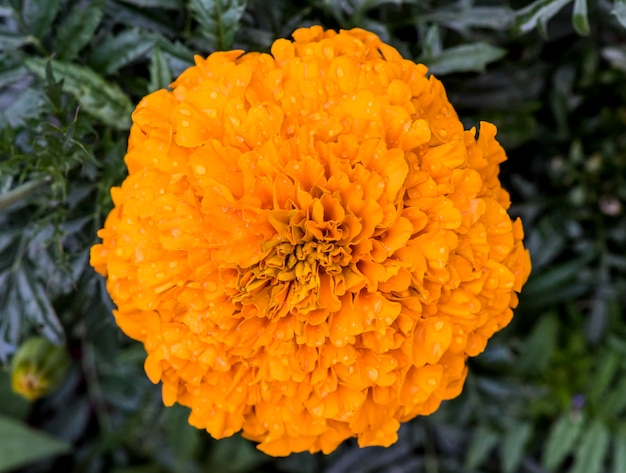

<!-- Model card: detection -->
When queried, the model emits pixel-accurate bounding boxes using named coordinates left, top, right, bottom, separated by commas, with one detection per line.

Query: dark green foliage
left=1, top=0, right=626, bottom=472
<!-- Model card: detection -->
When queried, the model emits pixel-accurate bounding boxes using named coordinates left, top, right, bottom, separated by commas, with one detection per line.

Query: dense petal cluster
left=91, top=26, right=531, bottom=456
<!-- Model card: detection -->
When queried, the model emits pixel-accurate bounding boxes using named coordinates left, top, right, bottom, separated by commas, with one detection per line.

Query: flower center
left=232, top=195, right=356, bottom=318
left=234, top=237, right=351, bottom=317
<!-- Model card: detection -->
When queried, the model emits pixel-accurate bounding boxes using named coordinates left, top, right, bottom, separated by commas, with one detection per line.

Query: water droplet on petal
left=367, top=366, right=379, bottom=381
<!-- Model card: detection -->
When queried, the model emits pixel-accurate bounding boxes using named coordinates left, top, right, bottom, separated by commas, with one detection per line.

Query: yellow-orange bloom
left=91, top=26, right=531, bottom=456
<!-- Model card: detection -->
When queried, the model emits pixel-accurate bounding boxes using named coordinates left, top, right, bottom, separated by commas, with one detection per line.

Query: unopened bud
left=10, top=337, right=70, bottom=401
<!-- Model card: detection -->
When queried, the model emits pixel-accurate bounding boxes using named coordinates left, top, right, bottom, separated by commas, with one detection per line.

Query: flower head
left=91, top=26, right=531, bottom=456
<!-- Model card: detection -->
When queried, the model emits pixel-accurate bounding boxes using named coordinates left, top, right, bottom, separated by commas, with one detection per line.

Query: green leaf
left=525, top=216, right=567, bottom=271
left=54, top=1, right=104, bottom=61
left=421, top=24, right=442, bottom=58
left=522, top=281, right=589, bottom=311
left=154, top=37, right=195, bottom=76
left=164, top=405, right=201, bottom=467
left=501, top=422, right=532, bottom=473
left=15, top=267, right=65, bottom=344
left=24, top=57, right=134, bottom=129
left=0, top=413, right=70, bottom=472
left=189, top=0, right=247, bottom=51
left=612, top=0, right=626, bottom=28
left=424, top=42, right=506, bottom=76
left=572, top=0, right=590, bottom=35
left=587, top=351, right=620, bottom=405
left=103, top=1, right=177, bottom=36
left=570, top=418, right=610, bottom=473
left=89, top=29, right=156, bottom=75
left=585, top=288, right=612, bottom=343
left=118, top=0, right=184, bottom=7
left=517, top=312, right=558, bottom=376
left=148, top=47, right=172, bottom=92
left=613, top=424, right=626, bottom=473
left=111, top=466, right=163, bottom=473
left=542, top=412, right=585, bottom=470
left=3, top=87, right=45, bottom=127
left=207, top=434, right=266, bottom=473
left=43, top=60, right=65, bottom=111
left=603, top=376, right=626, bottom=417
left=21, top=0, right=60, bottom=39
left=513, top=0, right=572, bottom=35
left=340, top=0, right=418, bottom=22
left=0, top=27, right=31, bottom=51
left=0, top=371, right=30, bottom=421
left=422, top=6, right=515, bottom=31
left=522, top=253, right=594, bottom=298
left=465, top=425, right=499, bottom=469
left=353, top=0, right=419, bottom=13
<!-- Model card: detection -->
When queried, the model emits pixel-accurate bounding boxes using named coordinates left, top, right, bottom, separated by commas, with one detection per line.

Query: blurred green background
left=1, top=0, right=626, bottom=472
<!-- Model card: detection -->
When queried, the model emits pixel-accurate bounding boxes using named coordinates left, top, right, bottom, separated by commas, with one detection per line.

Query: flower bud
left=10, top=337, right=70, bottom=401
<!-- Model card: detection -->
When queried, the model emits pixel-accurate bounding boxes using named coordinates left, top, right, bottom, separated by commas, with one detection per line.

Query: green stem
left=0, top=177, right=51, bottom=212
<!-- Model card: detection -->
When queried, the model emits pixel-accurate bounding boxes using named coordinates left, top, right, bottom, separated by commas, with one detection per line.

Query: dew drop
left=373, top=300, right=383, bottom=314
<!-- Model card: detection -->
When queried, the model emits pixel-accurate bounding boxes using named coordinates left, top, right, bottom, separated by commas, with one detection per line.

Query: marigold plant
left=91, top=26, right=531, bottom=456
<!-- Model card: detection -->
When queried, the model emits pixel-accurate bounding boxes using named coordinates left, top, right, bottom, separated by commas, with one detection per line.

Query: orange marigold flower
left=91, top=26, right=531, bottom=456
